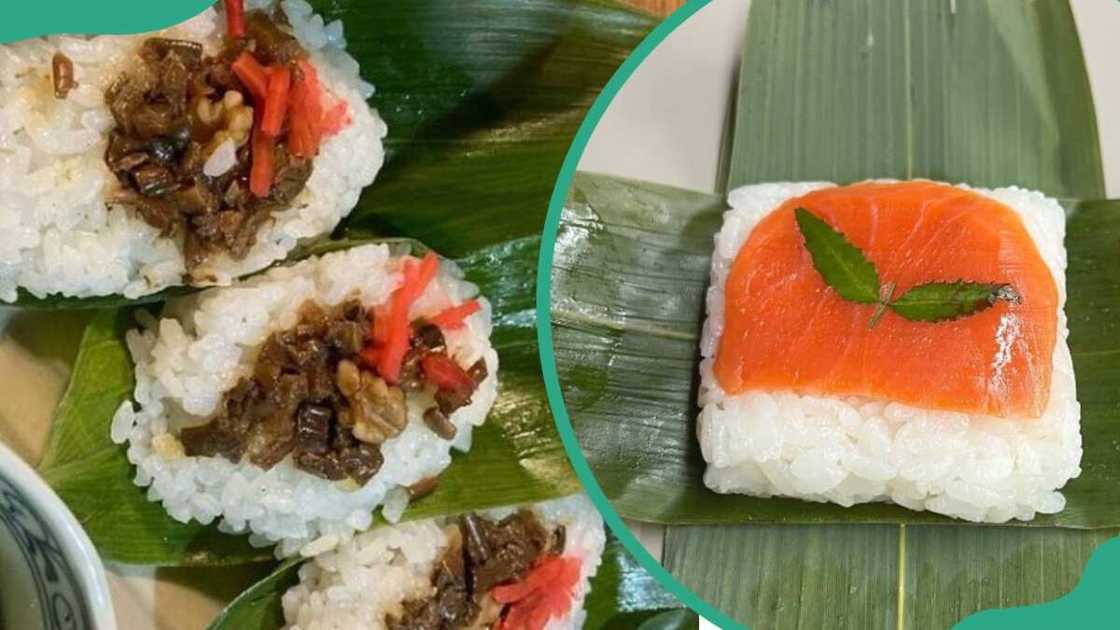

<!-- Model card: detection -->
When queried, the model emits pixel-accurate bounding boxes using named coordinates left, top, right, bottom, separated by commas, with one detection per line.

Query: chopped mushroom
left=102, top=14, right=315, bottom=275
left=423, top=407, right=457, bottom=440
left=387, top=511, right=561, bottom=630
left=51, top=52, right=75, bottom=99
left=178, top=295, right=485, bottom=485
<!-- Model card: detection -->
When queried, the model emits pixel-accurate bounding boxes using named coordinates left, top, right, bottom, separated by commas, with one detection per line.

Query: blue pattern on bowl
left=0, top=474, right=92, bottom=630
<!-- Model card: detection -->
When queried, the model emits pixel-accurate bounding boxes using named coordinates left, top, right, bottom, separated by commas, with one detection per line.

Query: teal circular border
left=534, top=2, right=746, bottom=629
left=0, top=0, right=212, bottom=42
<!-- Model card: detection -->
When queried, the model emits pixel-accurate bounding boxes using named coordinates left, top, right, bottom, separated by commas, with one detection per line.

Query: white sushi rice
left=281, top=494, right=605, bottom=630
left=0, top=0, right=387, bottom=301
left=110, top=243, right=500, bottom=556
left=698, top=181, right=1082, bottom=523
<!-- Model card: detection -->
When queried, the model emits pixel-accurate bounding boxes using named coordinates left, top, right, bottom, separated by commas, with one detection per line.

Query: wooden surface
left=622, top=0, right=686, bottom=17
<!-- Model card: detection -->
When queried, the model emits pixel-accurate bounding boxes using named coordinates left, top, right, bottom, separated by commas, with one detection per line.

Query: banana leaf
left=206, top=536, right=698, bottom=630
left=13, top=0, right=656, bottom=308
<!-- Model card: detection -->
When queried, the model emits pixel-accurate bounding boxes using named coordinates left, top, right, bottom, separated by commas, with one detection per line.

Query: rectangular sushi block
left=282, top=494, right=605, bottom=630
left=697, top=180, right=1082, bottom=523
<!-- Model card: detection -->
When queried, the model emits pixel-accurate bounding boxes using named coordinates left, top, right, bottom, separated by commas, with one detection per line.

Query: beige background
left=1, top=0, right=1118, bottom=627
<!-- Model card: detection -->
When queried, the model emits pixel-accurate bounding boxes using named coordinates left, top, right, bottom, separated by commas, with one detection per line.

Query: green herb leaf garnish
left=794, top=208, right=1020, bottom=326
left=794, top=207, right=880, bottom=304
left=890, top=281, right=1021, bottom=323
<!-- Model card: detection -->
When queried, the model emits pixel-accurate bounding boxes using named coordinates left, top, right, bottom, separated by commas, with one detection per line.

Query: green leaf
left=793, top=210, right=1020, bottom=324
left=794, top=208, right=880, bottom=304
left=890, top=281, right=1020, bottom=323
left=38, top=237, right=578, bottom=565
left=664, top=524, right=900, bottom=629
left=584, top=536, right=693, bottom=630
left=555, top=174, right=1120, bottom=528
left=662, top=523, right=1116, bottom=629
left=9, top=0, right=656, bottom=308
left=727, top=0, right=1104, bottom=200
left=31, top=0, right=658, bottom=563
left=336, top=0, right=655, bottom=258
left=206, top=559, right=302, bottom=630
left=37, top=308, right=269, bottom=565
left=552, top=178, right=1120, bottom=625
left=207, top=536, right=696, bottom=630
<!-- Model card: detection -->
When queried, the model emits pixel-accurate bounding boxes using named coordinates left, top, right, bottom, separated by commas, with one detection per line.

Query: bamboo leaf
left=794, top=208, right=880, bottom=304
left=206, top=558, right=301, bottom=630
left=889, top=281, right=1020, bottom=323
left=584, top=536, right=693, bottom=630
left=38, top=237, right=578, bottom=565
left=900, top=526, right=1116, bottom=629
left=206, top=536, right=697, bottom=630
left=663, top=524, right=900, bottom=629
left=330, top=0, right=654, bottom=256
left=727, top=0, right=1104, bottom=199
left=662, top=523, right=1117, bottom=629
left=555, top=173, right=1120, bottom=528
left=27, top=0, right=658, bottom=564
left=11, top=0, right=655, bottom=308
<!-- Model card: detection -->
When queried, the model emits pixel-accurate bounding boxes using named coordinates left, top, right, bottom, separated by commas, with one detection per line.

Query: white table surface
left=578, top=0, right=1120, bottom=561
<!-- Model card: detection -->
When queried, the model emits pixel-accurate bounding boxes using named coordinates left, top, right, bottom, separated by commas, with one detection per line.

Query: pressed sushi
left=698, top=180, right=1081, bottom=522
left=0, top=0, right=386, bottom=301
left=281, top=495, right=605, bottom=630
left=110, top=244, right=498, bottom=556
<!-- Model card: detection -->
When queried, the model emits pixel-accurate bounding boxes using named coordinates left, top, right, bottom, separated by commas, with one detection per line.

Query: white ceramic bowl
left=0, top=441, right=115, bottom=629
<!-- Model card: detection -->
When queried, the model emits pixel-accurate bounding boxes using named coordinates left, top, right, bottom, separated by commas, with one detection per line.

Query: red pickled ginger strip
left=260, top=66, right=291, bottom=137
left=376, top=252, right=440, bottom=383
left=420, top=354, right=475, bottom=391
left=492, top=555, right=582, bottom=630
left=249, top=127, right=274, bottom=198
left=231, top=52, right=268, bottom=103
left=224, top=0, right=246, bottom=38
left=429, top=299, right=480, bottom=330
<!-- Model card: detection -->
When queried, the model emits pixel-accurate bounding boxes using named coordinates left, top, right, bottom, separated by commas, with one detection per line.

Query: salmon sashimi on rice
left=698, top=180, right=1081, bottom=523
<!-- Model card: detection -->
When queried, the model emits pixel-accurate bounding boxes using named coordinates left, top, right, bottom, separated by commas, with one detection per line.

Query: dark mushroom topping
left=245, top=12, right=305, bottom=64
left=387, top=511, right=562, bottom=630
left=102, top=13, right=315, bottom=277
left=51, top=52, right=75, bottom=99
left=422, top=408, right=457, bottom=440
left=178, top=297, right=486, bottom=484
left=407, top=476, right=440, bottom=500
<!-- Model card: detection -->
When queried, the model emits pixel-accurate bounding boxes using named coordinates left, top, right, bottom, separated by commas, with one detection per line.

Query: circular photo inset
left=543, top=0, right=1120, bottom=627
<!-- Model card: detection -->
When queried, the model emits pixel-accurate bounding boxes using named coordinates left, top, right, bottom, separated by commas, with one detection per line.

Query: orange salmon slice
left=713, top=181, right=1058, bottom=418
